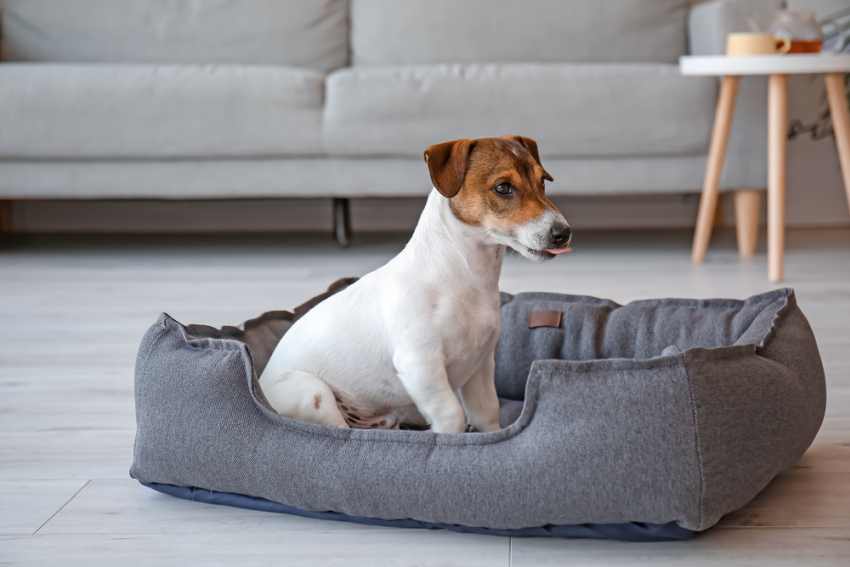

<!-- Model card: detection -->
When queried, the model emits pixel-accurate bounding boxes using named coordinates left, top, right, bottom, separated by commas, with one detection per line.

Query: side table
left=681, top=54, right=850, bottom=282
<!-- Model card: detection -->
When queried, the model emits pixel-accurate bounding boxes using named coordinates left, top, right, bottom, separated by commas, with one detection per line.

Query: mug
left=726, top=32, right=792, bottom=55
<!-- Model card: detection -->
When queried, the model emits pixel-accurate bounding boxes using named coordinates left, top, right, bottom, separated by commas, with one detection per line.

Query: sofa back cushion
left=351, top=0, right=689, bottom=65
left=1, top=0, right=349, bottom=72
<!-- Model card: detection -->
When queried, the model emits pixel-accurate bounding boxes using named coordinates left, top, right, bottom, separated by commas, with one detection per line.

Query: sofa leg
left=734, top=189, right=763, bottom=258
left=333, top=198, right=351, bottom=247
left=0, top=200, right=12, bottom=234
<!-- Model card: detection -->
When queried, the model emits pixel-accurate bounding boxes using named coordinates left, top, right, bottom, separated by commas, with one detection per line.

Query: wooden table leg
left=825, top=73, right=850, bottom=215
left=734, top=188, right=762, bottom=258
left=693, top=76, right=740, bottom=264
left=768, top=74, right=788, bottom=283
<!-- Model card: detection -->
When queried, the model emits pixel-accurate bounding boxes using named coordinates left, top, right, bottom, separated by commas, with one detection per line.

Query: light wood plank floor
left=2, top=228, right=849, bottom=566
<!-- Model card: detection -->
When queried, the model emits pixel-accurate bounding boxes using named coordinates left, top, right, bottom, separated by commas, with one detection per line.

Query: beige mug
left=727, top=32, right=792, bottom=55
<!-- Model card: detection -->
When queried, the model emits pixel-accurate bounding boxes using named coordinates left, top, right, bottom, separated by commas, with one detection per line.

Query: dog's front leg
left=460, top=354, right=501, bottom=433
left=393, top=349, right=465, bottom=433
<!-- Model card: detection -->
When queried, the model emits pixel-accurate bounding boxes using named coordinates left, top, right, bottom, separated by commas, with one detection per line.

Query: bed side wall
left=685, top=300, right=826, bottom=529
left=132, top=316, right=703, bottom=530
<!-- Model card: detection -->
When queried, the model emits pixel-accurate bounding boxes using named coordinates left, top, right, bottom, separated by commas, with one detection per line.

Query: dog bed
left=131, top=279, right=825, bottom=541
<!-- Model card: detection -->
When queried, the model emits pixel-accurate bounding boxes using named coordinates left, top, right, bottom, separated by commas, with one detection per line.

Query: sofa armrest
left=688, top=0, right=785, bottom=191
left=689, top=0, right=786, bottom=55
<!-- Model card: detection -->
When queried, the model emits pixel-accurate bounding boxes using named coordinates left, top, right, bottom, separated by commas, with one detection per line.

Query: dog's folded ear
left=505, top=135, right=554, bottom=182
left=424, top=139, right=475, bottom=198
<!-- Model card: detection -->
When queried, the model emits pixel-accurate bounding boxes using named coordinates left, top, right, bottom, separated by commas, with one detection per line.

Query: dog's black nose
left=550, top=224, right=572, bottom=248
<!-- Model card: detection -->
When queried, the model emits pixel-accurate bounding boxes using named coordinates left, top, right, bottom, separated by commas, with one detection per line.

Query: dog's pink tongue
left=545, top=247, right=573, bottom=256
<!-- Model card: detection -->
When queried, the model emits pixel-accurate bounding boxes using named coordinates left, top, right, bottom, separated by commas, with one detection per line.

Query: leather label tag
left=528, top=310, right=563, bottom=329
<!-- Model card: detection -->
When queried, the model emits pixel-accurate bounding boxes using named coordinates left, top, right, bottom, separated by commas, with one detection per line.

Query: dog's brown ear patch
left=505, top=135, right=554, bottom=182
left=424, top=139, right=475, bottom=198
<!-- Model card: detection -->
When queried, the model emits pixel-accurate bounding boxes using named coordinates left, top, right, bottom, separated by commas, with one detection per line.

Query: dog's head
left=424, top=136, right=571, bottom=261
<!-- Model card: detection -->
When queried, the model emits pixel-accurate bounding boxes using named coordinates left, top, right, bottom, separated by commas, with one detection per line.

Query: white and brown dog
left=259, top=136, right=571, bottom=433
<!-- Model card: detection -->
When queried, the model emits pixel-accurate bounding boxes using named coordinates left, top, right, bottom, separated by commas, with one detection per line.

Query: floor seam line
left=32, top=479, right=91, bottom=536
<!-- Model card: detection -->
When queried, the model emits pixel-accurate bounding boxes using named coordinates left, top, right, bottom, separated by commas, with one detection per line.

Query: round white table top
left=680, top=54, right=850, bottom=76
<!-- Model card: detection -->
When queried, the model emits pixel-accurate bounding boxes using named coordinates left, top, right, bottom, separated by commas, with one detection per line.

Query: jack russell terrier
left=260, top=136, right=571, bottom=433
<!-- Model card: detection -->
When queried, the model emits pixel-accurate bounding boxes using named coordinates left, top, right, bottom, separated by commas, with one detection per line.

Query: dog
left=259, top=136, right=571, bottom=433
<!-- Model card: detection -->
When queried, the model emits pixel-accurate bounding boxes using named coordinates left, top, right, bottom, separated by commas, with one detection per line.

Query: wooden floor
left=1, top=228, right=849, bottom=566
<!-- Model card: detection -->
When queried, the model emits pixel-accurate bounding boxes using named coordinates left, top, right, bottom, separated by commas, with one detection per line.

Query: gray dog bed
left=131, top=280, right=825, bottom=540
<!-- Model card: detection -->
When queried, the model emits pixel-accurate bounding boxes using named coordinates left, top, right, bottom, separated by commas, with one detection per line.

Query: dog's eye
left=493, top=183, right=514, bottom=196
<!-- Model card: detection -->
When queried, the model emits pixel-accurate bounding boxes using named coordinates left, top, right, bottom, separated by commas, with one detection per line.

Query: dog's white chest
left=437, top=289, right=501, bottom=389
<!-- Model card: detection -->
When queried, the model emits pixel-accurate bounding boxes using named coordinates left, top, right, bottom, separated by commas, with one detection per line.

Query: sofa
left=0, top=0, right=781, bottom=241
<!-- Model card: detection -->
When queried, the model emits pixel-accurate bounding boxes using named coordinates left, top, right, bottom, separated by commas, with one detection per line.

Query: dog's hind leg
left=259, top=370, right=349, bottom=428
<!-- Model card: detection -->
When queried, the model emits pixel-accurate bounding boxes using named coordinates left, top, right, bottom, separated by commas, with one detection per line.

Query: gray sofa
left=0, top=0, right=781, bottom=239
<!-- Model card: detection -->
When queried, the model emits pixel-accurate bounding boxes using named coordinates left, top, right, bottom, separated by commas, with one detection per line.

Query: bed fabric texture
left=130, top=280, right=825, bottom=540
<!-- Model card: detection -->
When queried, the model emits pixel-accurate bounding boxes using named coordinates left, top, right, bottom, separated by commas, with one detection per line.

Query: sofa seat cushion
left=324, top=64, right=716, bottom=158
left=1, top=0, right=349, bottom=72
left=0, top=64, right=324, bottom=159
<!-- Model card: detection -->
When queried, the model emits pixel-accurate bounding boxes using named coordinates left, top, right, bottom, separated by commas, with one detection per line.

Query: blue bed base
left=141, top=481, right=697, bottom=542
